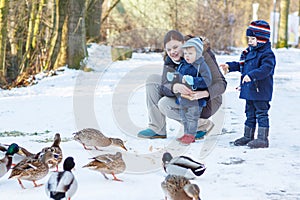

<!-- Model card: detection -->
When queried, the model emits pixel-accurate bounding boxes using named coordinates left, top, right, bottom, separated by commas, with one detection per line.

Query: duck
left=0, top=143, right=19, bottom=178
left=73, top=128, right=127, bottom=151
left=161, top=174, right=201, bottom=200
left=8, top=150, right=56, bottom=189
left=39, top=133, right=63, bottom=171
left=46, top=157, right=78, bottom=200
left=5, top=135, right=61, bottom=169
left=0, top=143, right=35, bottom=157
left=162, top=152, right=206, bottom=180
left=183, top=184, right=201, bottom=200
left=0, top=143, right=39, bottom=167
left=82, top=152, right=126, bottom=181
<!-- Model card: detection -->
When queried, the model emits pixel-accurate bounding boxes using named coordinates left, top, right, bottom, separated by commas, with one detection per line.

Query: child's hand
left=183, top=75, right=194, bottom=86
left=219, top=63, right=229, bottom=74
left=242, top=75, right=251, bottom=84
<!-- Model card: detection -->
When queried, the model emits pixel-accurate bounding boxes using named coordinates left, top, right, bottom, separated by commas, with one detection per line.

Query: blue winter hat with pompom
left=246, top=20, right=271, bottom=43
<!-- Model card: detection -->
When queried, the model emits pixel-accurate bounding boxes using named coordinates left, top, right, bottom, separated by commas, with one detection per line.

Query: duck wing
left=166, top=156, right=206, bottom=178
left=74, top=128, right=111, bottom=147
left=47, top=171, right=77, bottom=193
left=9, top=158, right=42, bottom=179
left=92, top=153, right=117, bottom=163
left=176, top=156, right=206, bottom=176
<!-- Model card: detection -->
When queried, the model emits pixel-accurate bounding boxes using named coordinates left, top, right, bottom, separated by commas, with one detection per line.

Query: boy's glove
left=183, top=75, right=194, bottom=85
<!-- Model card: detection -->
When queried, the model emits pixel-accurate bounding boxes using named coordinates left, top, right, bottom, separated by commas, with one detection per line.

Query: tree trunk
left=20, top=0, right=37, bottom=73
left=45, top=0, right=68, bottom=70
left=32, top=0, right=45, bottom=50
left=86, top=0, right=104, bottom=43
left=6, top=0, right=19, bottom=82
left=44, top=0, right=57, bottom=70
left=55, top=15, right=68, bottom=69
left=277, top=0, right=290, bottom=48
left=67, top=0, right=87, bottom=69
left=0, top=0, right=8, bottom=82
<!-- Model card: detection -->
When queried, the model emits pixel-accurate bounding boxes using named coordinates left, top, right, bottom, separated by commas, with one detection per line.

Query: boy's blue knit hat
left=182, top=37, right=203, bottom=59
left=246, top=20, right=271, bottom=43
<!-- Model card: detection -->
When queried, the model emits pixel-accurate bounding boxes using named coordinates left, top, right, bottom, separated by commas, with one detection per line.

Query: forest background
left=0, top=0, right=298, bottom=89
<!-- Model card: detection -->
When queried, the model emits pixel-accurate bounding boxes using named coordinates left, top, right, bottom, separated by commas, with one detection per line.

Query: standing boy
left=220, top=20, right=276, bottom=148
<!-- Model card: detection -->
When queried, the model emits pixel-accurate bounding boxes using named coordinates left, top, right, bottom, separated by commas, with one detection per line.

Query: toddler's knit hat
left=182, top=37, right=203, bottom=59
left=246, top=20, right=271, bottom=43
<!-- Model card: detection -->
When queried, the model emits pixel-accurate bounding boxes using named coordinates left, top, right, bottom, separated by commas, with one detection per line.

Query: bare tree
left=67, top=0, right=87, bottom=69
left=6, top=0, right=21, bottom=82
left=0, top=0, right=8, bottom=84
left=86, top=0, right=104, bottom=42
left=45, top=0, right=68, bottom=70
left=277, top=0, right=290, bottom=48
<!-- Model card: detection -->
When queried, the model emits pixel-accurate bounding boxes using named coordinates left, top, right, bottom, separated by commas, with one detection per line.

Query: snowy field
left=1, top=44, right=300, bottom=200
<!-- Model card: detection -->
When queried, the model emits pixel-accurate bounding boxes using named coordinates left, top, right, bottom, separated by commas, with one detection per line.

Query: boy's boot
left=247, top=127, right=269, bottom=148
left=233, top=125, right=255, bottom=146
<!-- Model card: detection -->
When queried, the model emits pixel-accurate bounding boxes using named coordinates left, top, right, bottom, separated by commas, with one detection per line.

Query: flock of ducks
left=0, top=128, right=206, bottom=200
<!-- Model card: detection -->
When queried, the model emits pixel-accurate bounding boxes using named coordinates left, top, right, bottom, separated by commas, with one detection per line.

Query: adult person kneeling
left=138, top=30, right=226, bottom=141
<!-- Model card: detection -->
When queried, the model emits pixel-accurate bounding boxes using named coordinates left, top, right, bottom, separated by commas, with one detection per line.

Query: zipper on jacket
left=254, top=81, right=259, bottom=92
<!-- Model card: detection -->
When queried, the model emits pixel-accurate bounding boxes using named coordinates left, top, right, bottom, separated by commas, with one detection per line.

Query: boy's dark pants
left=245, top=100, right=270, bottom=128
left=234, top=100, right=271, bottom=147
left=244, top=100, right=270, bottom=148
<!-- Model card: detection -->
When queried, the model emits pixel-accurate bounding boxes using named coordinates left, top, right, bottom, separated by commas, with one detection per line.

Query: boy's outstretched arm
left=219, top=63, right=229, bottom=74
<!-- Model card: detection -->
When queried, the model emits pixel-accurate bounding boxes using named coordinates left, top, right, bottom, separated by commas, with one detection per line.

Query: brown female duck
left=39, top=133, right=63, bottom=171
left=161, top=175, right=201, bottom=200
left=73, top=128, right=127, bottom=151
left=8, top=150, right=55, bottom=189
left=83, top=152, right=126, bottom=181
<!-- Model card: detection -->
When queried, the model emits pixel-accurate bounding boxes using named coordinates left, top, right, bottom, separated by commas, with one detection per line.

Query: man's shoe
left=195, top=119, right=215, bottom=140
left=195, top=131, right=206, bottom=140
left=137, top=128, right=167, bottom=139
left=197, top=119, right=214, bottom=132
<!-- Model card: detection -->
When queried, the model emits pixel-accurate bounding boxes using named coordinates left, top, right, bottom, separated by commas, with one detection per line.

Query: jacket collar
left=164, top=56, right=185, bottom=65
left=249, top=41, right=271, bottom=52
left=246, top=42, right=271, bottom=61
left=193, top=56, right=204, bottom=65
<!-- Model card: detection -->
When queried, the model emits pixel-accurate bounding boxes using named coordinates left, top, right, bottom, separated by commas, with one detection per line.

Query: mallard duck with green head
left=8, top=150, right=56, bottom=189
left=83, top=152, right=126, bottom=181
left=161, top=174, right=201, bottom=200
left=73, top=128, right=127, bottom=151
left=2, top=143, right=39, bottom=163
left=0, top=143, right=19, bottom=178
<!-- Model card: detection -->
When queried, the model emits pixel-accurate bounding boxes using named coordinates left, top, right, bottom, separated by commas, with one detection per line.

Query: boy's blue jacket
left=226, top=42, right=276, bottom=101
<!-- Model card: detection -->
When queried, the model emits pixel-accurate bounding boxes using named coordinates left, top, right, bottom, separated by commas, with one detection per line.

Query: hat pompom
left=246, top=20, right=270, bottom=43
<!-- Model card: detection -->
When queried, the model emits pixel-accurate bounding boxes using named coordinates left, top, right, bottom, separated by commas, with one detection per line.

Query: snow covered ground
left=1, top=44, right=300, bottom=199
